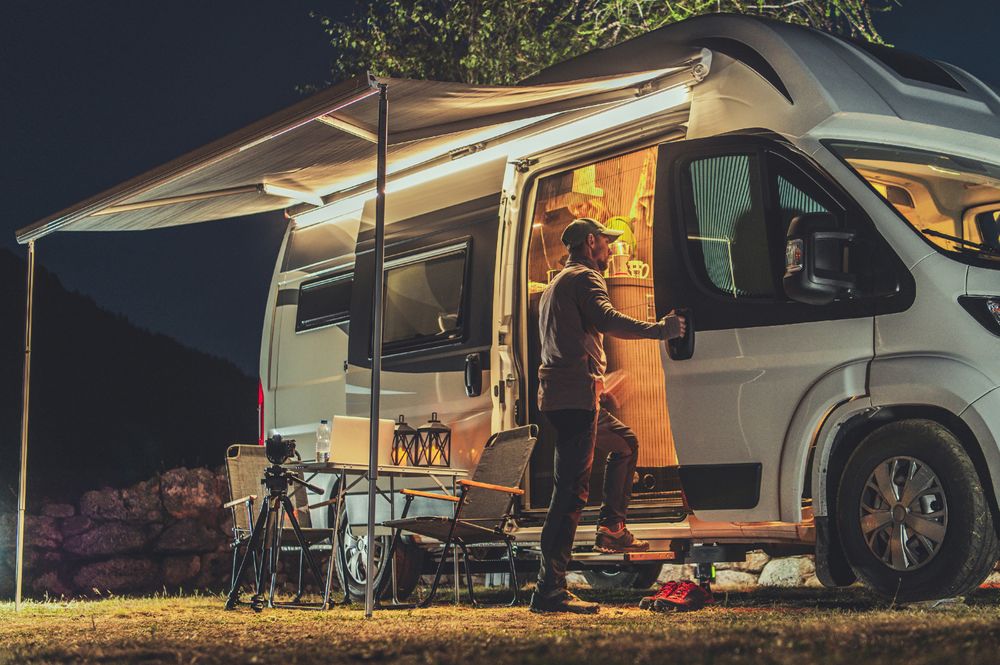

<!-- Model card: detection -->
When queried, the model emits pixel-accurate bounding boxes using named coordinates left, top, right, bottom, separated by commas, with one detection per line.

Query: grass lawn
left=3, top=587, right=1000, bottom=664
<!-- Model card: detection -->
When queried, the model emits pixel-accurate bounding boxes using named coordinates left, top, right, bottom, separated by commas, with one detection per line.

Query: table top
left=284, top=461, right=468, bottom=478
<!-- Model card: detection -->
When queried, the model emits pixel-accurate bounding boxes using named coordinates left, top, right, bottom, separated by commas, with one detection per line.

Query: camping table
left=285, top=461, right=468, bottom=606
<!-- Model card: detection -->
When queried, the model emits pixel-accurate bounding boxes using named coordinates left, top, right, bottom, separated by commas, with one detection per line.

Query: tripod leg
left=226, top=498, right=271, bottom=610
left=268, top=498, right=285, bottom=608
left=281, top=495, right=328, bottom=601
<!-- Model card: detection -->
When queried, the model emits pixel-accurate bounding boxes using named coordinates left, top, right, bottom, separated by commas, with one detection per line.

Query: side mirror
left=784, top=213, right=857, bottom=306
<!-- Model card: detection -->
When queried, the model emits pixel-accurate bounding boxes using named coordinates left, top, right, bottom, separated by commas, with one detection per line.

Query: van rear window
left=296, top=272, right=352, bottom=332
left=382, top=245, right=468, bottom=352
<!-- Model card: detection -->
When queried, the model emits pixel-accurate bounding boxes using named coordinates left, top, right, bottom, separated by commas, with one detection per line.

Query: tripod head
left=262, top=463, right=324, bottom=497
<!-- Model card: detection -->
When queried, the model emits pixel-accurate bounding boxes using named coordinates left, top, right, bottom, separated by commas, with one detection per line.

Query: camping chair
left=382, top=425, right=537, bottom=607
left=224, top=444, right=339, bottom=608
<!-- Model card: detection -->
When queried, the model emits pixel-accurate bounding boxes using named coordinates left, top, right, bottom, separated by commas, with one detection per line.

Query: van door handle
left=464, top=352, right=483, bottom=397
left=667, top=307, right=695, bottom=361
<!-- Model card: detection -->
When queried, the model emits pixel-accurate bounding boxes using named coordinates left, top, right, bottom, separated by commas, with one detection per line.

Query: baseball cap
left=560, top=217, right=624, bottom=247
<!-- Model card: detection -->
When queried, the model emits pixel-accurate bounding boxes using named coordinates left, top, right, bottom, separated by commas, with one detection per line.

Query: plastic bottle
left=316, top=419, right=331, bottom=463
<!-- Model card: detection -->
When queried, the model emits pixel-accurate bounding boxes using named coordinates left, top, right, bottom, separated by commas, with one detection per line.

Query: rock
left=0, top=562, right=13, bottom=597
left=120, top=477, right=164, bottom=523
left=25, top=515, right=61, bottom=549
left=657, top=564, right=696, bottom=583
left=161, top=467, right=225, bottom=520
left=0, top=513, right=14, bottom=549
left=803, top=573, right=825, bottom=588
left=63, top=522, right=149, bottom=557
left=714, top=570, right=759, bottom=589
left=729, top=550, right=770, bottom=573
left=41, top=503, right=75, bottom=518
left=197, top=551, right=234, bottom=590
left=72, top=557, right=159, bottom=594
left=80, top=488, right=127, bottom=520
left=31, top=570, right=73, bottom=598
left=60, top=515, right=94, bottom=537
left=758, top=556, right=816, bottom=587
left=155, top=519, right=221, bottom=553
left=163, top=555, right=201, bottom=586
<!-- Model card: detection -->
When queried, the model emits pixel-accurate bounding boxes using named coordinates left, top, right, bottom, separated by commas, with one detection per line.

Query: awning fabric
left=16, top=60, right=700, bottom=244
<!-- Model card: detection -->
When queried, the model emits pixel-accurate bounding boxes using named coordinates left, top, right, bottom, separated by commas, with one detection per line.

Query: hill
left=0, top=247, right=257, bottom=507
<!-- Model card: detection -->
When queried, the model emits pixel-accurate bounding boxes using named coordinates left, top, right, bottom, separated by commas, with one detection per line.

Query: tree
left=313, top=0, right=896, bottom=86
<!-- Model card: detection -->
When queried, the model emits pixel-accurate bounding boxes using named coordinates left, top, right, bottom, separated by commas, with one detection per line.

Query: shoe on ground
left=639, top=580, right=678, bottom=610
left=529, top=589, right=600, bottom=614
left=595, top=525, right=650, bottom=553
left=653, top=580, right=714, bottom=612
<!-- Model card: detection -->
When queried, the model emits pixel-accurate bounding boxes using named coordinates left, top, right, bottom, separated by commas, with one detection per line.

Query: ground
left=4, top=587, right=1000, bottom=664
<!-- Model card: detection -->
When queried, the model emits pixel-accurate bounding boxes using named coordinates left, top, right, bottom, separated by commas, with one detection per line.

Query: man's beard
left=596, top=255, right=609, bottom=272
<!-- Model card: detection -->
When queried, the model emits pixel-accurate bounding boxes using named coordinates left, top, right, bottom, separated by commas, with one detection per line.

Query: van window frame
left=295, top=270, right=353, bottom=333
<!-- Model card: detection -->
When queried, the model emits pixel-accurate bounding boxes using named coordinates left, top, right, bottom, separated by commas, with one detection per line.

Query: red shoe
left=653, top=580, right=714, bottom=612
left=639, top=580, right=678, bottom=610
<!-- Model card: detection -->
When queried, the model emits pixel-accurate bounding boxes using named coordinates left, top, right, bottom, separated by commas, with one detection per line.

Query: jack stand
left=693, top=562, right=716, bottom=593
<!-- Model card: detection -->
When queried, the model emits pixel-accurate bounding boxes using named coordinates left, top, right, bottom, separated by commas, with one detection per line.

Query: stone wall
left=0, top=467, right=234, bottom=598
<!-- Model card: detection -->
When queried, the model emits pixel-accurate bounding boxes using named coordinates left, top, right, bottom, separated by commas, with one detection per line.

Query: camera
left=265, top=434, right=298, bottom=465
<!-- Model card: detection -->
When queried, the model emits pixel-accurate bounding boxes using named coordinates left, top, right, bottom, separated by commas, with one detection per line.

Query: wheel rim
left=859, top=456, right=949, bottom=571
left=341, top=526, right=387, bottom=586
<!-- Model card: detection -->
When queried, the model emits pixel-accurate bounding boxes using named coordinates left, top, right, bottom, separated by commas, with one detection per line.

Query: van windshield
left=829, top=141, right=1000, bottom=265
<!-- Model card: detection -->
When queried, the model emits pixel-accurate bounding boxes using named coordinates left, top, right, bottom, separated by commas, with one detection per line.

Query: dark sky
left=2, top=0, right=996, bottom=376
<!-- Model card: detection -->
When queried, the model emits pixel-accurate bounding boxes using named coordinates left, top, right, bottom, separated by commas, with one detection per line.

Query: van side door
left=653, top=136, right=878, bottom=522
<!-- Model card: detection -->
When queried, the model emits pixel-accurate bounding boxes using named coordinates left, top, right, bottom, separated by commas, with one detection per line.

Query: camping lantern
left=417, top=412, right=451, bottom=467
left=392, top=415, right=420, bottom=466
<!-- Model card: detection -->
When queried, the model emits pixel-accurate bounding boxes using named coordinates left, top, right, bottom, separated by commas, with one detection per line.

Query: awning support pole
left=15, top=240, right=36, bottom=612
left=365, top=82, right=388, bottom=619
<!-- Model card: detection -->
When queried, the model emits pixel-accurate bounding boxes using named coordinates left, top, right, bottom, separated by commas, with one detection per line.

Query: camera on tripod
left=265, top=433, right=298, bottom=465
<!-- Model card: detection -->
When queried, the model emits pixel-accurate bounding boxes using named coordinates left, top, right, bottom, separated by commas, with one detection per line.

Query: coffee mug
left=627, top=260, right=649, bottom=279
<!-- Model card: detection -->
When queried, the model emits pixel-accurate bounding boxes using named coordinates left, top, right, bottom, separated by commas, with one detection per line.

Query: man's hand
left=661, top=310, right=687, bottom=340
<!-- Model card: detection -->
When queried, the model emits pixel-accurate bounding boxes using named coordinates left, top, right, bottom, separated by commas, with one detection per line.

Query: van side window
left=296, top=272, right=352, bottom=332
left=684, top=153, right=775, bottom=298
left=770, top=153, right=838, bottom=233
left=383, top=244, right=468, bottom=353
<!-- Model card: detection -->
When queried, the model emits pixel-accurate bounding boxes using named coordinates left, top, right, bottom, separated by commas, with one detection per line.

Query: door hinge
left=511, top=157, right=538, bottom=173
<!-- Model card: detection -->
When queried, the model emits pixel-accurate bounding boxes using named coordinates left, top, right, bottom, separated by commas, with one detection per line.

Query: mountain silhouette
left=1, top=247, right=257, bottom=509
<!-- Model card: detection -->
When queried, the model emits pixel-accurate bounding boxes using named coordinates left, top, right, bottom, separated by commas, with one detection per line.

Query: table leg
left=334, top=468, right=350, bottom=605
left=452, top=475, right=460, bottom=605
left=390, top=474, right=399, bottom=604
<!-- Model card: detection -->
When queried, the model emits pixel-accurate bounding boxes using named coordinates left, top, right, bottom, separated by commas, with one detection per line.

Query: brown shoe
left=595, top=525, right=650, bottom=553
left=530, top=589, right=600, bottom=614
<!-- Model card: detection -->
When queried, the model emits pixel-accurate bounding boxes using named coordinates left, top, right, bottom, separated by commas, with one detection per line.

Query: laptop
left=330, top=415, right=396, bottom=466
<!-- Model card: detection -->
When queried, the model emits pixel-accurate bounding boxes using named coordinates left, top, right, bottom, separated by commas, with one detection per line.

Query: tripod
left=225, top=464, right=333, bottom=611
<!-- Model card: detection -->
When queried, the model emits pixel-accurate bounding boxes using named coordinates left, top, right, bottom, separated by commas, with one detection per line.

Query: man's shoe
left=529, top=589, right=600, bottom=614
left=639, top=580, right=678, bottom=610
left=595, top=526, right=650, bottom=553
left=653, top=580, right=714, bottom=612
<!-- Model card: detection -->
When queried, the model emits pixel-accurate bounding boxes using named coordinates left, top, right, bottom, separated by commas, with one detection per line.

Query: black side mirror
left=784, top=213, right=857, bottom=306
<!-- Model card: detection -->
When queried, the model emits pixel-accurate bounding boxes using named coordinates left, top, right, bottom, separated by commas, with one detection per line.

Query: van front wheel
left=836, top=419, right=999, bottom=602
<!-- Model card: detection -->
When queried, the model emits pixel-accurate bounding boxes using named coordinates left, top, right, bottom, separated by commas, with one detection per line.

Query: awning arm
left=316, top=114, right=378, bottom=143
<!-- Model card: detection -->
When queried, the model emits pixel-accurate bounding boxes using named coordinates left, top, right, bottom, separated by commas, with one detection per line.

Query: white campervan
left=261, top=15, right=1000, bottom=602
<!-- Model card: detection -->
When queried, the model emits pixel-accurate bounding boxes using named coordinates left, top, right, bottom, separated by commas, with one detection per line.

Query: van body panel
left=960, top=387, right=1000, bottom=514
left=777, top=360, right=869, bottom=522
left=967, top=266, right=1000, bottom=297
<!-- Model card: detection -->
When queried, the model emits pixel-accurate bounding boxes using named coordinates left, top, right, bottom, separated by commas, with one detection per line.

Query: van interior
left=522, top=146, right=685, bottom=514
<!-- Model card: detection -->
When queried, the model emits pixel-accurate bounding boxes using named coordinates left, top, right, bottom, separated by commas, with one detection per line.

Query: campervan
left=260, top=15, right=1000, bottom=603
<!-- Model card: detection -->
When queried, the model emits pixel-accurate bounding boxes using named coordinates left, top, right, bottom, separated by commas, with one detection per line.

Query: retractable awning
left=15, top=57, right=704, bottom=243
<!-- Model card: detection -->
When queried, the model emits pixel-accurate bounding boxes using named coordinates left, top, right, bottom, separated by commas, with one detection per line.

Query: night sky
left=3, top=0, right=997, bottom=376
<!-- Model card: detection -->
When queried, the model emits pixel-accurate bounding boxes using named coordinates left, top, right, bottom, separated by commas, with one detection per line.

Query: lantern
left=417, top=412, right=451, bottom=467
left=392, top=415, right=420, bottom=466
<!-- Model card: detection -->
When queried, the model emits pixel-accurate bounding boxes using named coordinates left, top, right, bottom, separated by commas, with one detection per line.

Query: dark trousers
left=536, top=407, right=640, bottom=593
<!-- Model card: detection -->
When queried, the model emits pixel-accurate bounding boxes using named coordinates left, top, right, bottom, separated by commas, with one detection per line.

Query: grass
left=4, top=587, right=1000, bottom=664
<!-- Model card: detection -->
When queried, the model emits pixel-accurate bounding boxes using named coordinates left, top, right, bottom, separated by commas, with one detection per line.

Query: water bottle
left=315, top=419, right=331, bottom=463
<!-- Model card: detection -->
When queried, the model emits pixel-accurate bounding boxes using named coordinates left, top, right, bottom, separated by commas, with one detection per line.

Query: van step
left=571, top=550, right=678, bottom=563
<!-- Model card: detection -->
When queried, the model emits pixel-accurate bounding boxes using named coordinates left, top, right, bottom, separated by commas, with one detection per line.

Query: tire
left=836, top=419, right=1000, bottom=602
left=582, top=563, right=663, bottom=590
left=331, top=503, right=424, bottom=601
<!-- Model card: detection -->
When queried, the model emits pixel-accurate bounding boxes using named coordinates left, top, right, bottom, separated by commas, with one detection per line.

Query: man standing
left=530, top=217, right=686, bottom=614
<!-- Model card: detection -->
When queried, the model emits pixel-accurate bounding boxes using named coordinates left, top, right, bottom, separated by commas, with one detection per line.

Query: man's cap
left=561, top=217, right=624, bottom=247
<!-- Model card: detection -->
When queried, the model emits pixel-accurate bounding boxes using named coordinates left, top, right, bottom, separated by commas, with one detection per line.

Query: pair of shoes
left=639, top=580, right=678, bottom=609
left=595, top=525, right=650, bottom=553
left=653, top=580, right=714, bottom=612
left=529, top=589, right=600, bottom=614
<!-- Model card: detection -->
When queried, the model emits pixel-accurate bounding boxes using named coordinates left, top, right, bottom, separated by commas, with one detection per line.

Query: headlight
left=959, top=296, right=1000, bottom=336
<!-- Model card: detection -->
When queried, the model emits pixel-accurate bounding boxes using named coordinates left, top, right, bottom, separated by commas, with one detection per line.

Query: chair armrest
left=307, top=497, right=340, bottom=510
left=458, top=479, right=524, bottom=496
left=224, top=494, right=256, bottom=509
left=401, top=488, right=460, bottom=503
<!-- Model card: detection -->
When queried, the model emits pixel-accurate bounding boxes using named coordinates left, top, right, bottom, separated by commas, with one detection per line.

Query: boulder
left=31, top=570, right=73, bottom=598
left=163, top=555, right=201, bottom=586
left=72, top=557, right=159, bottom=594
left=717, top=550, right=770, bottom=574
left=657, top=564, right=697, bottom=583
left=758, top=556, right=816, bottom=587
left=60, top=515, right=94, bottom=537
left=25, top=515, right=61, bottom=549
left=714, top=569, right=759, bottom=589
left=197, top=551, right=234, bottom=590
left=40, top=503, right=75, bottom=519
left=120, top=477, right=164, bottom=523
left=80, top=488, right=127, bottom=520
left=155, top=519, right=222, bottom=553
left=63, top=522, right=149, bottom=557
left=0, top=513, right=13, bottom=550
left=161, top=467, right=225, bottom=520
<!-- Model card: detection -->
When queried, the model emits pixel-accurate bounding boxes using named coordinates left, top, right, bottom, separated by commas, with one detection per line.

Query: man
left=530, top=217, right=687, bottom=614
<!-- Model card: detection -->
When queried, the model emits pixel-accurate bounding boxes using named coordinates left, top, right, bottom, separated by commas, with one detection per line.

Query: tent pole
left=15, top=240, right=36, bottom=612
left=365, top=82, right=388, bottom=619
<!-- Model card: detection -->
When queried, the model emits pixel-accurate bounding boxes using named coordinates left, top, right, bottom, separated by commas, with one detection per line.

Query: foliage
left=313, top=0, right=897, bottom=85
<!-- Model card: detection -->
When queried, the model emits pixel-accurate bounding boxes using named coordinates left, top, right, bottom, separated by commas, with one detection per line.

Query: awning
left=16, top=55, right=704, bottom=244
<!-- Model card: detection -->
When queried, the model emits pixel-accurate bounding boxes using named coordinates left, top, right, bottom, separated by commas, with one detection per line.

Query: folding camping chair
left=224, top=444, right=339, bottom=608
left=382, top=425, right=537, bottom=607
